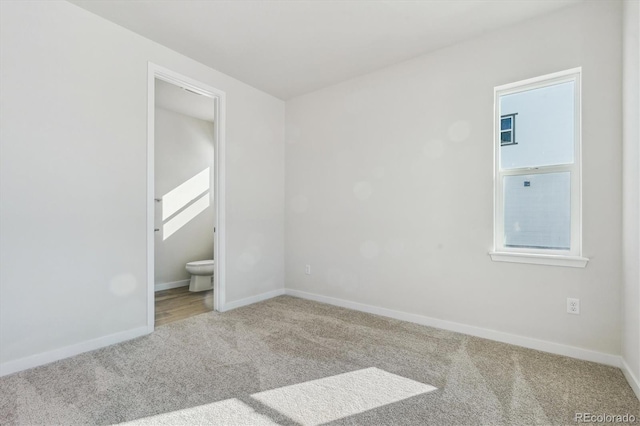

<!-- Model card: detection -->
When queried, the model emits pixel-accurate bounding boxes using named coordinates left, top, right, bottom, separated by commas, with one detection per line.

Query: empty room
left=0, top=0, right=639, bottom=424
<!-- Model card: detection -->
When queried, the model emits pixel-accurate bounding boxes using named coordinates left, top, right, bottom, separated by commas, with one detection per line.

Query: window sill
left=489, top=251, right=589, bottom=268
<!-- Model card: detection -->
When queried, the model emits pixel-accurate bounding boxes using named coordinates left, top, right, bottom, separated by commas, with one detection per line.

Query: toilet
left=185, top=260, right=214, bottom=292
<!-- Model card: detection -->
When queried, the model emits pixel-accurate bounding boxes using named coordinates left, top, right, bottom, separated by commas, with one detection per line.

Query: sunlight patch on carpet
left=121, top=398, right=278, bottom=426
left=121, top=368, right=436, bottom=425
left=253, top=367, right=436, bottom=425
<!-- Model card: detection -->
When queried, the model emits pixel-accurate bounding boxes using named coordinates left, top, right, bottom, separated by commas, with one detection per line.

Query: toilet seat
left=187, top=260, right=214, bottom=267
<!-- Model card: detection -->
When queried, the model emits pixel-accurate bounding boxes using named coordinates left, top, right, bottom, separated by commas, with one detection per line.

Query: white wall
left=622, top=0, right=640, bottom=397
left=285, top=1, right=622, bottom=356
left=154, top=106, right=214, bottom=287
left=0, top=0, right=285, bottom=370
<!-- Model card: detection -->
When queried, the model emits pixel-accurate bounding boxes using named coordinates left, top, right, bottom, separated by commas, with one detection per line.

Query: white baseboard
left=222, top=288, right=286, bottom=312
left=155, top=279, right=189, bottom=292
left=0, top=286, right=285, bottom=377
left=0, top=325, right=151, bottom=377
left=284, top=289, right=621, bottom=368
left=621, top=358, right=640, bottom=401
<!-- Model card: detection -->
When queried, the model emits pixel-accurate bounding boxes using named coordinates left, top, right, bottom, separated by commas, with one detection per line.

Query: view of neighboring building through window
left=494, top=69, right=581, bottom=257
left=500, top=113, right=517, bottom=146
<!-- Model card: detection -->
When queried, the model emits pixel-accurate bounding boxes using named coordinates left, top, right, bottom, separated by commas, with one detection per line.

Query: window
left=500, top=113, right=517, bottom=146
left=490, top=68, right=588, bottom=268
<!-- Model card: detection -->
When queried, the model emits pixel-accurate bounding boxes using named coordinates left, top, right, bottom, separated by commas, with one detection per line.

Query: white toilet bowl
left=185, top=260, right=214, bottom=292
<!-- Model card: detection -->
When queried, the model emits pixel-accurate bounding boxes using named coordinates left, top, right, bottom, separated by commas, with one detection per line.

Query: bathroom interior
left=154, top=78, right=216, bottom=326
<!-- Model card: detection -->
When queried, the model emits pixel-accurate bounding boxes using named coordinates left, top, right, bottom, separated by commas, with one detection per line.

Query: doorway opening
left=147, top=64, right=226, bottom=330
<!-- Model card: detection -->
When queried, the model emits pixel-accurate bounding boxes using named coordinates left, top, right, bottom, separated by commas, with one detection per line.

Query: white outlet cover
left=567, top=298, right=580, bottom=314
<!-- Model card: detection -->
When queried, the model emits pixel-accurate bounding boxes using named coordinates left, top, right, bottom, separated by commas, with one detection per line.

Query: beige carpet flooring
left=0, top=296, right=638, bottom=425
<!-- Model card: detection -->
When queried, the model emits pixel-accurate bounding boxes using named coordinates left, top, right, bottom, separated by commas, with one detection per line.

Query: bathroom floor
left=155, top=286, right=213, bottom=327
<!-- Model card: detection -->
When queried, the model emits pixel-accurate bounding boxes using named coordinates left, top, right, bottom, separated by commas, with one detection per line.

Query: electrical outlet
left=567, top=298, right=580, bottom=314
left=305, top=264, right=311, bottom=275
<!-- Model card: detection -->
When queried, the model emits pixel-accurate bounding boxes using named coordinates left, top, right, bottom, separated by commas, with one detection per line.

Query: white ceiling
left=71, top=0, right=582, bottom=100
left=155, top=79, right=216, bottom=122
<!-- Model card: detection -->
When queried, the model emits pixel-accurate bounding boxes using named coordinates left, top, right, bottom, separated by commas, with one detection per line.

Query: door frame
left=147, top=63, right=227, bottom=330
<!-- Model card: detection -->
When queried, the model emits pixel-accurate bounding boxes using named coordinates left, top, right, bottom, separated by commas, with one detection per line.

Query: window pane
left=500, top=81, right=574, bottom=170
left=501, top=117, right=512, bottom=131
left=503, top=172, right=570, bottom=250
left=501, top=131, right=512, bottom=143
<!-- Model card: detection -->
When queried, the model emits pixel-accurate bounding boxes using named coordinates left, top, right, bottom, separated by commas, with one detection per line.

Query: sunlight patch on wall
left=162, top=168, right=210, bottom=220
left=163, top=192, right=210, bottom=240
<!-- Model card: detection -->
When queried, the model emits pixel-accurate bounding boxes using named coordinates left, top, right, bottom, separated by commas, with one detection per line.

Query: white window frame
left=490, top=68, right=589, bottom=268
